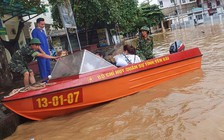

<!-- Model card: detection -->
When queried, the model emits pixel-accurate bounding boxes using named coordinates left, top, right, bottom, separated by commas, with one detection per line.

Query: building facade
left=157, top=0, right=224, bottom=29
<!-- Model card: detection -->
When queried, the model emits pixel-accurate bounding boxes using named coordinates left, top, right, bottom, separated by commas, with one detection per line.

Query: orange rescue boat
left=1, top=48, right=202, bottom=120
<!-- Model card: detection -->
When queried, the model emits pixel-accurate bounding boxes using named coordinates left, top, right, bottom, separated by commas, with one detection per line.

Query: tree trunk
left=0, top=21, right=24, bottom=56
left=161, top=20, right=166, bottom=33
left=85, top=28, right=89, bottom=45
left=0, top=43, right=12, bottom=87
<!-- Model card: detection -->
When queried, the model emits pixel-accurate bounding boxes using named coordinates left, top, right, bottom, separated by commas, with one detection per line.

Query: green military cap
left=140, top=26, right=150, bottom=31
left=29, top=38, right=41, bottom=45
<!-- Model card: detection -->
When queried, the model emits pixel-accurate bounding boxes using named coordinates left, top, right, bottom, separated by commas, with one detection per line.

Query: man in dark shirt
left=9, top=38, right=58, bottom=87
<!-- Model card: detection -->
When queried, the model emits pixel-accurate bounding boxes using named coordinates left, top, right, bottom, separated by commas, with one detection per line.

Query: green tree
left=49, top=0, right=163, bottom=43
left=136, top=3, right=164, bottom=31
left=74, top=0, right=119, bottom=45
left=117, top=0, right=139, bottom=33
left=49, top=0, right=139, bottom=44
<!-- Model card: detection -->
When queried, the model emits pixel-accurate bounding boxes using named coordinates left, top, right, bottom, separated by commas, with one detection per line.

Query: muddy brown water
left=5, top=24, right=224, bottom=140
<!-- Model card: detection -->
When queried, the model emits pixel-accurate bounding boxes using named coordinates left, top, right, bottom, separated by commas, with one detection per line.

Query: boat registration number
left=33, top=89, right=83, bottom=109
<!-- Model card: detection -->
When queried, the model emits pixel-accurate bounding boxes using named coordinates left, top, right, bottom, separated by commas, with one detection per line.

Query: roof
left=0, top=0, right=46, bottom=23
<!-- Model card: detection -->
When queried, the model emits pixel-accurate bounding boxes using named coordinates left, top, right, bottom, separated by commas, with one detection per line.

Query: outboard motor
left=169, top=40, right=185, bottom=54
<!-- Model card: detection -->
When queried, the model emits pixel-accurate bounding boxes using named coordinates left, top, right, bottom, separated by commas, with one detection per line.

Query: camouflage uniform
left=9, top=46, right=39, bottom=75
left=136, top=35, right=154, bottom=60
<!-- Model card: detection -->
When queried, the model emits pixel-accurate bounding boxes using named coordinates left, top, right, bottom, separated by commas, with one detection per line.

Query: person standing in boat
left=136, top=26, right=154, bottom=60
left=113, top=44, right=141, bottom=67
left=9, top=38, right=59, bottom=87
left=32, top=18, right=51, bottom=81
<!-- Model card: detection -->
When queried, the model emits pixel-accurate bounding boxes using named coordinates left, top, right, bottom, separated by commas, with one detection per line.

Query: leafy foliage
left=49, top=0, right=139, bottom=33
left=0, top=0, right=46, bottom=17
left=117, top=0, right=139, bottom=33
left=138, top=4, right=164, bottom=28
left=48, top=0, right=63, bottom=28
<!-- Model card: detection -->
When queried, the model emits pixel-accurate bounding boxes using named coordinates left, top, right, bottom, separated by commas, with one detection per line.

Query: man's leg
left=29, top=71, right=36, bottom=84
left=23, top=71, right=30, bottom=87
left=37, top=57, right=48, bottom=79
left=14, top=63, right=29, bottom=87
left=46, top=59, right=51, bottom=76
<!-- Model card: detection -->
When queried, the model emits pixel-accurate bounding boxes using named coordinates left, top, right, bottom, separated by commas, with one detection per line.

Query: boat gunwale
left=2, top=50, right=202, bottom=102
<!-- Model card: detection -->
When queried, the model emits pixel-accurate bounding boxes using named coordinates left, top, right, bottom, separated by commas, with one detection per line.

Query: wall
left=160, top=0, right=196, bottom=8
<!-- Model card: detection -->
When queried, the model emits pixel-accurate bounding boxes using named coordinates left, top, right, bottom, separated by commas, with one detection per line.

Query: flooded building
left=158, top=0, right=224, bottom=29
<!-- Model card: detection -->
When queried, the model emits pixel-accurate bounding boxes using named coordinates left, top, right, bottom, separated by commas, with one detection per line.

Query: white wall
left=160, top=0, right=175, bottom=8
left=158, top=0, right=196, bottom=8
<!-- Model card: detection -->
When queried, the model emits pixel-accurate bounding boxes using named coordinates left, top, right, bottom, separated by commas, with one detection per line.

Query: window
left=170, top=0, right=174, bottom=3
left=182, top=0, right=186, bottom=3
left=159, top=1, right=163, bottom=7
left=196, top=15, right=203, bottom=20
left=217, top=0, right=220, bottom=6
left=208, top=2, right=212, bottom=7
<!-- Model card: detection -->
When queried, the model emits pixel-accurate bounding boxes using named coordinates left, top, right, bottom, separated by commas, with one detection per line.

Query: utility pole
left=173, top=0, right=181, bottom=29
left=179, top=0, right=182, bottom=15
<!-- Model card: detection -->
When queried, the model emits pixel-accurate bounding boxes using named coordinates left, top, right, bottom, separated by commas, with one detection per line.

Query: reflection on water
left=6, top=24, right=224, bottom=140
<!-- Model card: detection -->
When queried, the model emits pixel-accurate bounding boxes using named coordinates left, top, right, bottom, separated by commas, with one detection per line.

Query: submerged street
left=6, top=24, right=224, bottom=140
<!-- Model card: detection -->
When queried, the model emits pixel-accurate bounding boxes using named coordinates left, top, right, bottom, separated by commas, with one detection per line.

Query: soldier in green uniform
left=136, top=26, right=154, bottom=60
left=9, top=38, right=59, bottom=87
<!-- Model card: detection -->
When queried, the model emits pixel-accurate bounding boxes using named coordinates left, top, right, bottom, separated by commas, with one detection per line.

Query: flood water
left=6, top=24, right=224, bottom=140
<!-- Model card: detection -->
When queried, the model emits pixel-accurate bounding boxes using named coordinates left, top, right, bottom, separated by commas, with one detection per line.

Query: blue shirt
left=32, top=28, right=50, bottom=55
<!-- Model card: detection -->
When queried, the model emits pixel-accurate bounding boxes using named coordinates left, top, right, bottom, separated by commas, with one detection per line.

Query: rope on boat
left=5, top=82, right=57, bottom=98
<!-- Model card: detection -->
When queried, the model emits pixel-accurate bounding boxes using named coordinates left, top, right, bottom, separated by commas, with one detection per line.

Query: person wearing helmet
left=9, top=38, right=59, bottom=87
left=136, top=26, right=154, bottom=60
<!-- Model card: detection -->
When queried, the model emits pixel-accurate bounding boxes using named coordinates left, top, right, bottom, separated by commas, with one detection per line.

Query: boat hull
left=2, top=48, right=202, bottom=120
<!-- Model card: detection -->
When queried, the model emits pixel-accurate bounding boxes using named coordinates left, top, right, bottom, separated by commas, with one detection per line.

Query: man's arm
left=36, top=53, right=58, bottom=60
